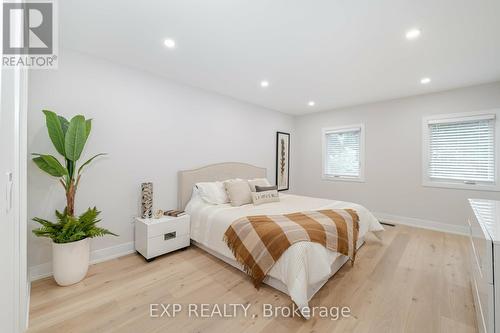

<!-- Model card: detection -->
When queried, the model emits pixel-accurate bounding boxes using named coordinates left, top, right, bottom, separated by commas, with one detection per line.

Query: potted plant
left=32, top=110, right=117, bottom=286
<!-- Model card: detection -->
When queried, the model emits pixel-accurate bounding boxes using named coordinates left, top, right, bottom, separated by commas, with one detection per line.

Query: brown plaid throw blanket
left=223, top=209, right=360, bottom=287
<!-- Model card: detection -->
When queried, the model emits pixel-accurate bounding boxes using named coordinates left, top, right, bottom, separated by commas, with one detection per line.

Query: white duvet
left=186, top=192, right=384, bottom=313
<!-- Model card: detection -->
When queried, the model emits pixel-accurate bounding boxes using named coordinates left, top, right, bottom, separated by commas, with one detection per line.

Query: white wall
left=294, top=82, right=500, bottom=232
left=28, top=50, right=294, bottom=270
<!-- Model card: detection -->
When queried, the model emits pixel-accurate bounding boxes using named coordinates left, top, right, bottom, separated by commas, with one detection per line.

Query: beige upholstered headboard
left=178, top=162, right=267, bottom=209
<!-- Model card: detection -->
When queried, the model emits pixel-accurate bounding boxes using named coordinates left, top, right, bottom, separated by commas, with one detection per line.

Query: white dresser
left=469, top=199, right=500, bottom=333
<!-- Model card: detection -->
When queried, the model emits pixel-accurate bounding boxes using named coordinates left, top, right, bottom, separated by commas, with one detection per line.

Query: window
left=322, top=125, right=364, bottom=181
left=423, top=111, right=499, bottom=191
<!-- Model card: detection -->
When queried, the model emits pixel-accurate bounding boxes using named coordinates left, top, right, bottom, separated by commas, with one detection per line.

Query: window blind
left=324, top=128, right=361, bottom=178
left=428, top=116, right=495, bottom=184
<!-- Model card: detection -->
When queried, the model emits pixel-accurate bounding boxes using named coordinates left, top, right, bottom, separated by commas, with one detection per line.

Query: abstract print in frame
left=276, top=132, right=290, bottom=191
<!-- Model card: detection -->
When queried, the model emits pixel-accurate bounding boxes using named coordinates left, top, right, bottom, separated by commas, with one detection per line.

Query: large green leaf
left=64, top=115, right=87, bottom=161
left=85, top=119, right=92, bottom=140
left=33, top=155, right=67, bottom=177
left=77, top=153, right=106, bottom=175
left=40, top=155, right=67, bottom=175
left=43, top=110, right=65, bottom=156
left=58, top=116, right=69, bottom=135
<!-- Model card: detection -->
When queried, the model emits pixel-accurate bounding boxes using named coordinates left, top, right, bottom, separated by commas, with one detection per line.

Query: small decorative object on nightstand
left=134, top=214, right=190, bottom=261
left=153, top=209, right=164, bottom=219
left=141, top=182, right=153, bottom=218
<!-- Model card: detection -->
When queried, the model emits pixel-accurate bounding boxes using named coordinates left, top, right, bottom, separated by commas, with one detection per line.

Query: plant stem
left=66, top=179, right=75, bottom=216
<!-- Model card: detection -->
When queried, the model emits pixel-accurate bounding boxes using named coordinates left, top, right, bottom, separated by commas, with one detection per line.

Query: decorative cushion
left=195, top=181, right=229, bottom=204
left=247, top=178, right=271, bottom=192
left=224, top=180, right=253, bottom=206
left=255, top=185, right=278, bottom=192
left=251, top=190, right=280, bottom=205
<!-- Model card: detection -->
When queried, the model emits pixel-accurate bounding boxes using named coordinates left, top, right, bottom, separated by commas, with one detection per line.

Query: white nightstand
left=134, top=215, right=190, bottom=261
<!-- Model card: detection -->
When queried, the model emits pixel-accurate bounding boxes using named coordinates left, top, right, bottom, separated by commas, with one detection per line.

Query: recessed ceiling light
left=308, top=101, right=315, bottom=107
left=420, top=77, right=431, bottom=84
left=260, top=80, right=269, bottom=88
left=163, top=38, right=176, bottom=49
left=405, top=29, right=421, bottom=40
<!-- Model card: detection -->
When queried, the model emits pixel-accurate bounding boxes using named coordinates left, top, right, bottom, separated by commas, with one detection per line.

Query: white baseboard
left=29, top=262, right=52, bottom=282
left=29, top=241, right=135, bottom=282
left=90, top=241, right=136, bottom=265
left=373, top=212, right=468, bottom=236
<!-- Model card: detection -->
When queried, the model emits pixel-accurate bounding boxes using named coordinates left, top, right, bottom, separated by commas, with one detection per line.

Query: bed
left=179, top=162, right=384, bottom=316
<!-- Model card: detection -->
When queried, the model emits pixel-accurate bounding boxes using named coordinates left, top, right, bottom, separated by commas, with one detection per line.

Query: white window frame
left=322, top=124, right=365, bottom=182
left=422, top=109, right=500, bottom=192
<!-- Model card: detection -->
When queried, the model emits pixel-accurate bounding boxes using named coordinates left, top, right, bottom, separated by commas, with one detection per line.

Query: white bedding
left=186, top=191, right=384, bottom=313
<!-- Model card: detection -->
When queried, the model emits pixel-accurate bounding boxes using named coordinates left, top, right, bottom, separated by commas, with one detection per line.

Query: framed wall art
left=276, top=132, right=290, bottom=191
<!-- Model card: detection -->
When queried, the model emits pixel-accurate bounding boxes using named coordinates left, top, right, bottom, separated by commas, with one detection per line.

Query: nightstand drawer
left=147, top=215, right=190, bottom=238
left=147, top=233, right=190, bottom=258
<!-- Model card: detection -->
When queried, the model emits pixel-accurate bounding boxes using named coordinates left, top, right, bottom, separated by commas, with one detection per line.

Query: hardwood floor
left=28, top=225, right=477, bottom=333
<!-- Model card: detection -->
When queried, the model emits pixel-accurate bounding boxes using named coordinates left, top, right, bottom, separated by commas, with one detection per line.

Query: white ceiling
left=61, top=0, right=500, bottom=115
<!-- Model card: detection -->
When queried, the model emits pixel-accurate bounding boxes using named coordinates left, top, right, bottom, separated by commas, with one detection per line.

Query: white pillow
left=247, top=178, right=271, bottom=192
left=185, top=186, right=205, bottom=214
left=224, top=179, right=252, bottom=206
left=251, top=190, right=280, bottom=205
left=195, top=181, right=229, bottom=205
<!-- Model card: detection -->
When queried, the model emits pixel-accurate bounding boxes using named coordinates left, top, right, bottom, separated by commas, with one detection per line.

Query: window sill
left=322, top=175, right=365, bottom=183
left=422, top=180, right=500, bottom=192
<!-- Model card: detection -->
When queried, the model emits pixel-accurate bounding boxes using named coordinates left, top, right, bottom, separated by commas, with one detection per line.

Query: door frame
left=13, top=67, right=29, bottom=332
left=1, top=0, right=29, bottom=330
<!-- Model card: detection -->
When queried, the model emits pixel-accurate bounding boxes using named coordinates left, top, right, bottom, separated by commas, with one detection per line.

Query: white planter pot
left=52, top=238, right=90, bottom=286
